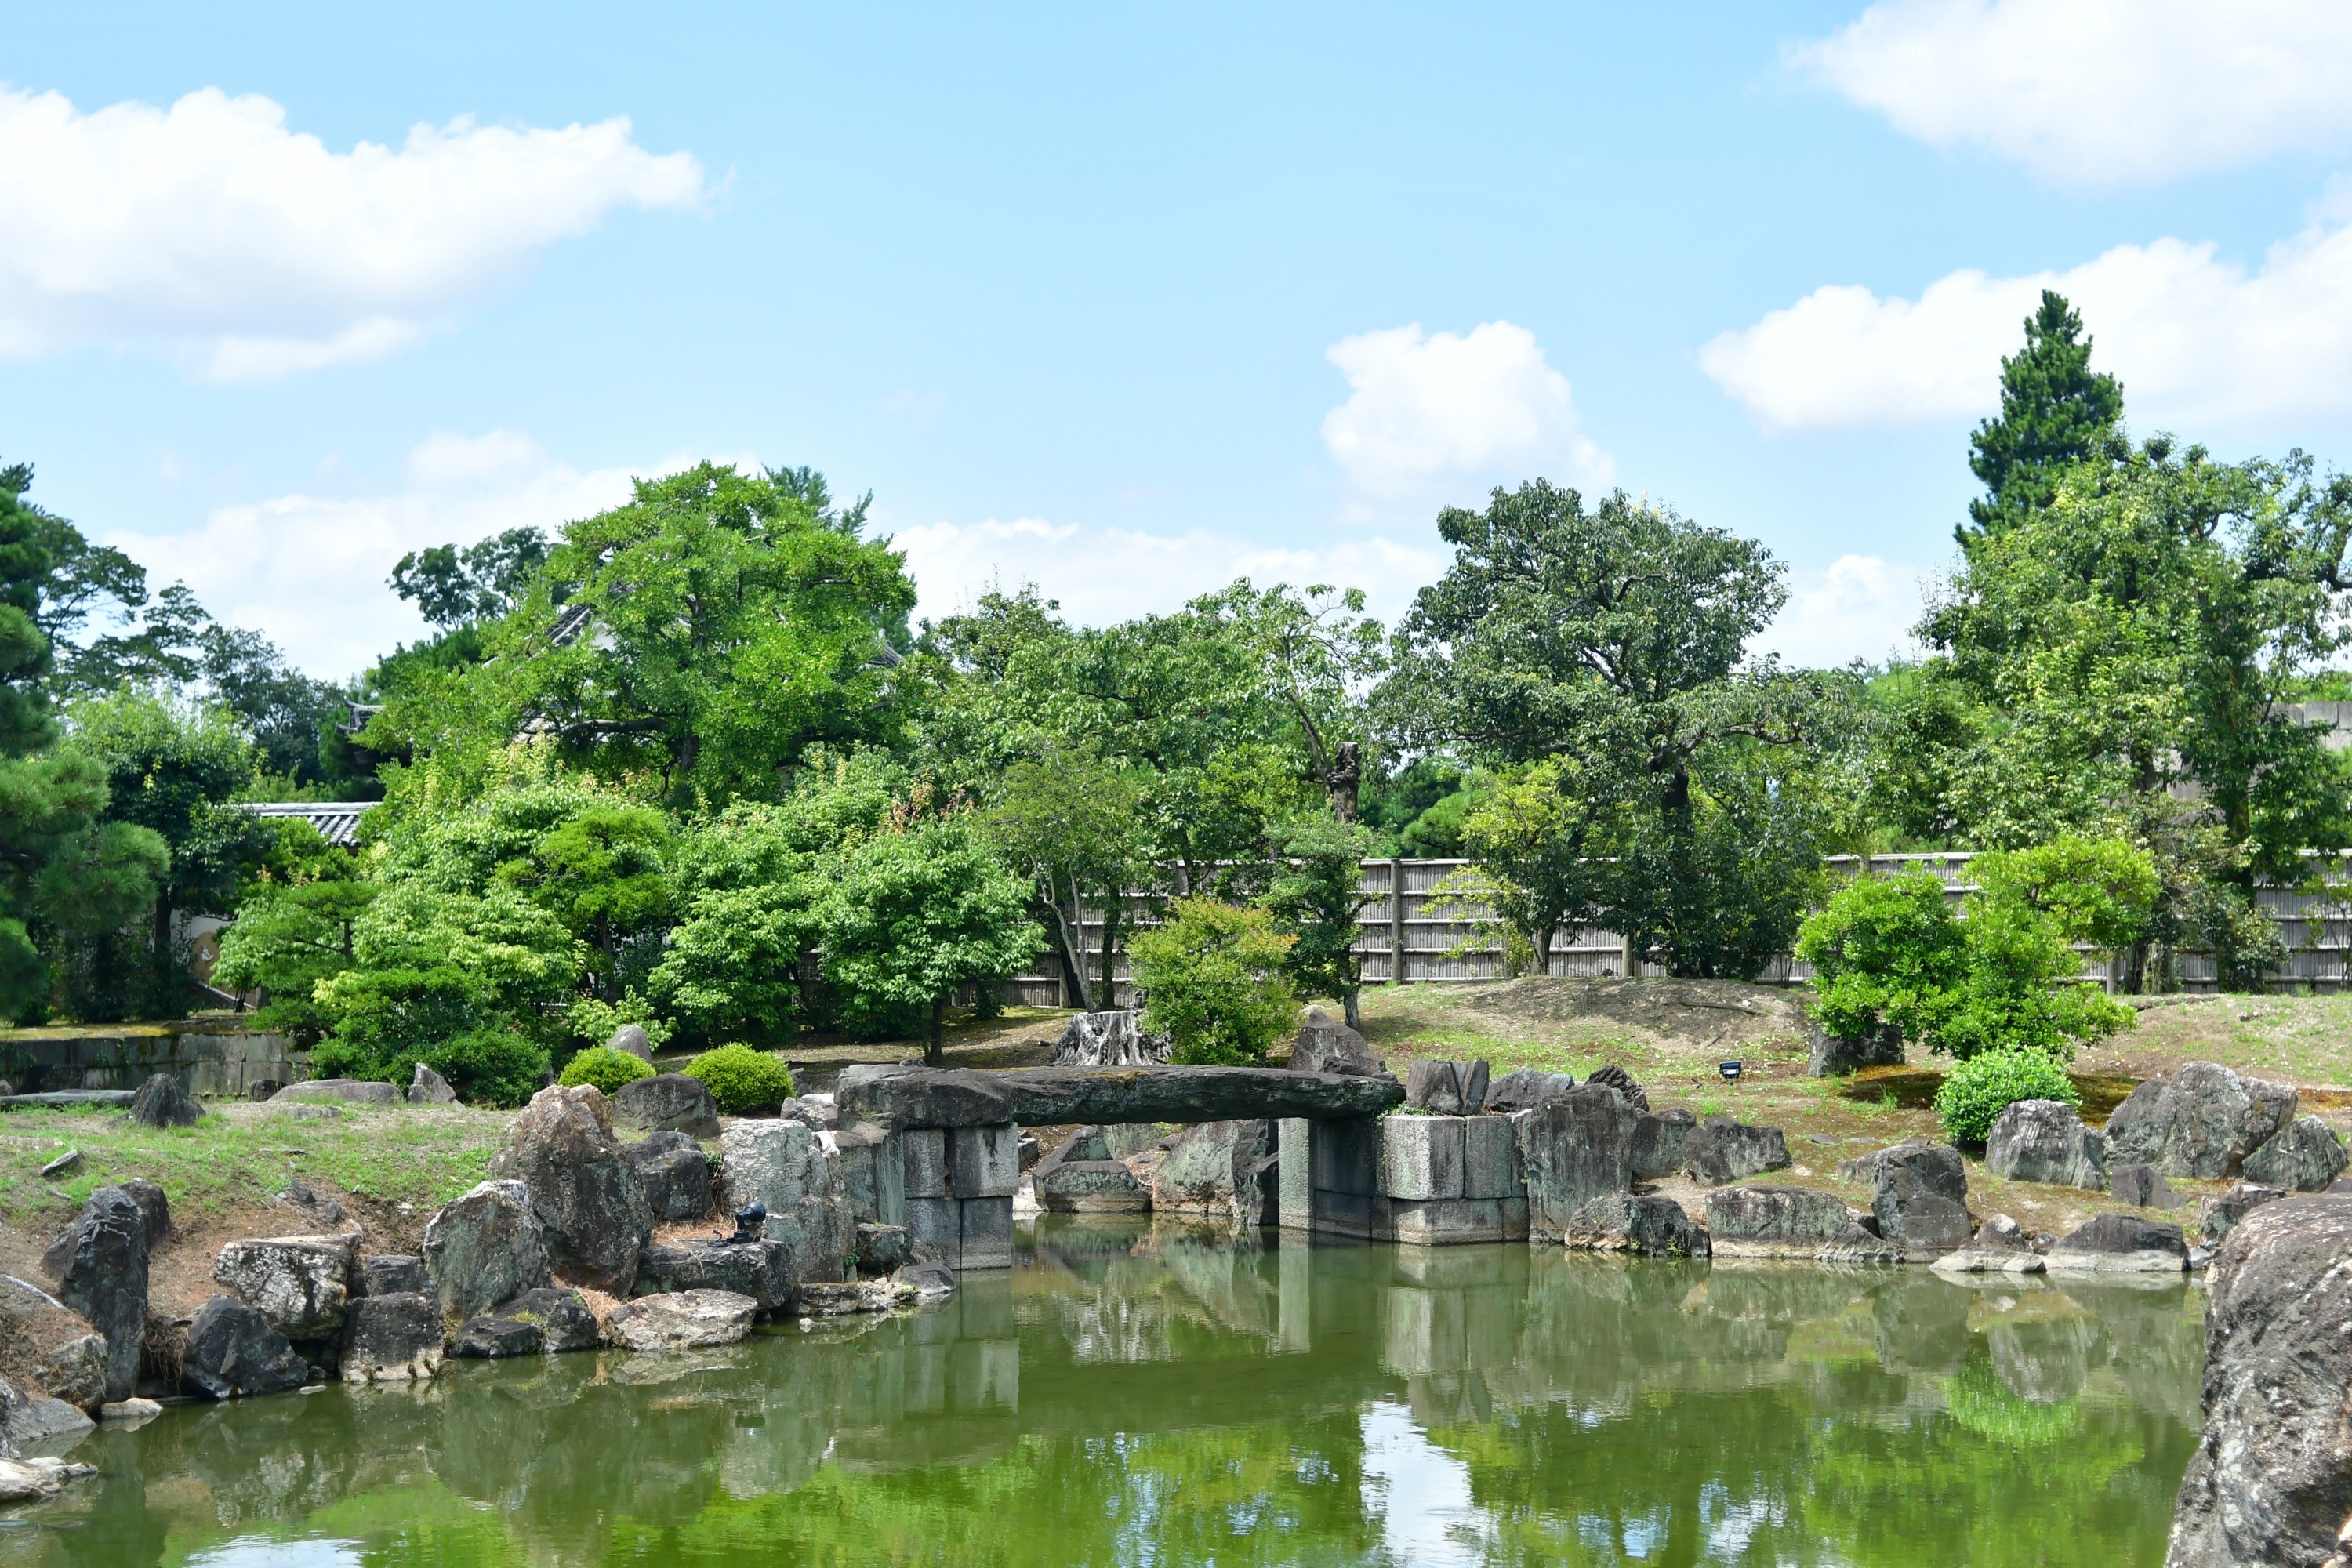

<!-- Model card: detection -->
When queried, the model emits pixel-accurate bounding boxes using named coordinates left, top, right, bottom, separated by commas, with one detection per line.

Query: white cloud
left=109, top=432, right=679, bottom=677
left=889, top=514, right=1445, bottom=632
left=1795, top=0, right=2352, bottom=183
left=1752, top=554, right=1929, bottom=669
left=1701, top=213, right=2352, bottom=430
left=1321, top=321, right=1613, bottom=512
left=0, top=86, right=704, bottom=378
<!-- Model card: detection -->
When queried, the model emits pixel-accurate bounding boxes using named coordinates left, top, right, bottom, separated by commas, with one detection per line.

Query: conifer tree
left=1962, top=291, right=2124, bottom=543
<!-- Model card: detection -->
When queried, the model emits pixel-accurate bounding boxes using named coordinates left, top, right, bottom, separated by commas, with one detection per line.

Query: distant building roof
left=241, top=802, right=374, bottom=848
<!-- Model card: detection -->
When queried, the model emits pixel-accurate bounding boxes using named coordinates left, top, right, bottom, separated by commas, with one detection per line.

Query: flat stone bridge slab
left=836, top=1064, right=1403, bottom=1129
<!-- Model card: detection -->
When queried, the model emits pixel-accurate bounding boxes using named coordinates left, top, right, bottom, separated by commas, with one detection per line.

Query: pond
left=2, top=1221, right=2202, bottom=1567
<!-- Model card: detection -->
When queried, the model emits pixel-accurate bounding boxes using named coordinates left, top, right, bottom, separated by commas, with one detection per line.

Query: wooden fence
left=1002, top=851, right=2352, bottom=1007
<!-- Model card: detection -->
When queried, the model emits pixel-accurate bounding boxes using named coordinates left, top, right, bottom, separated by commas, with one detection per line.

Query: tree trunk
left=1341, top=985, right=1362, bottom=1030
left=1327, top=740, right=1362, bottom=822
left=1045, top=880, right=1094, bottom=1011
left=153, top=893, right=176, bottom=1011
left=1098, top=898, right=1123, bottom=1011
left=926, top=995, right=947, bottom=1068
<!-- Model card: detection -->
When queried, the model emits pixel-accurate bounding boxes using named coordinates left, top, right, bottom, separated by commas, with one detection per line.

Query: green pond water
left=0, top=1221, right=2203, bottom=1567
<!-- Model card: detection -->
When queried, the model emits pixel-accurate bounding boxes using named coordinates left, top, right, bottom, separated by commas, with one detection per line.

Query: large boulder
left=0, top=1372, right=93, bottom=1449
left=1405, top=1059, right=1464, bottom=1115
left=2112, top=1163, right=2189, bottom=1210
left=1984, top=1099, right=2109, bottom=1189
left=1148, top=1119, right=1278, bottom=1229
left=2165, top=1196, right=2352, bottom=1568
left=183, top=1297, right=312, bottom=1399
left=2045, top=1213, right=2187, bottom=1274
left=1033, top=1128, right=1152, bottom=1212
left=608, top=1023, right=655, bottom=1062
left=1563, top=1192, right=1711, bottom=1258
left=1931, top=1213, right=2048, bottom=1276
left=2106, top=1062, right=2299, bottom=1180
left=128, top=1073, right=202, bottom=1127
left=212, top=1236, right=358, bottom=1338
left=1289, top=1008, right=1384, bottom=1076
left=634, top=1239, right=796, bottom=1312
left=420, top=1179, right=552, bottom=1324
left=361, top=1254, right=427, bottom=1297
left=1706, top=1185, right=1901, bottom=1263
left=338, top=1294, right=445, bottom=1383
left=44, top=1188, right=147, bottom=1403
left=452, top=1287, right=600, bottom=1358
left=1482, top=1069, right=1577, bottom=1113
left=273, top=1079, right=400, bottom=1106
left=1806, top=1020, right=1905, bottom=1078
left=2198, top=1181, right=2287, bottom=1249
left=1680, top=1119, right=1792, bottom=1186
left=1871, top=1143, right=1972, bottom=1258
left=407, top=1063, right=457, bottom=1105
left=607, top=1290, right=757, bottom=1352
left=720, top=1120, right=851, bottom=1283
left=2241, top=1116, right=2349, bottom=1192
left=612, top=1073, right=721, bottom=1140
left=1517, top=1084, right=1637, bottom=1238
left=628, top=1131, right=713, bottom=1222
left=488, top=1084, right=652, bottom=1295
left=34, top=1335, right=107, bottom=1413
left=119, top=1179, right=169, bottom=1245
left=1630, top=1108, right=1697, bottom=1181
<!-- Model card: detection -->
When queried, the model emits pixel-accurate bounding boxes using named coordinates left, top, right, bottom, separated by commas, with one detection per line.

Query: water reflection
left=0, top=1218, right=2201, bottom=1567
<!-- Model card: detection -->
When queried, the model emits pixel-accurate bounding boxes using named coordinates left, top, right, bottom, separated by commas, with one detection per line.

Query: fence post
left=1391, top=858, right=1408, bottom=985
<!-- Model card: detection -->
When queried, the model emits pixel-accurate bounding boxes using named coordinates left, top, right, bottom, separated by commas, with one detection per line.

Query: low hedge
left=684, top=1044, right=796, bottom=1115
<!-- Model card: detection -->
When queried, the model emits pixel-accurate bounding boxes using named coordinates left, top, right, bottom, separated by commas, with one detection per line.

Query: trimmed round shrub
left=558, top=1046, right=655, bottom=1095
left=684, top=1044, right=797, bottom=1115
left=1934, top=1047, right=2078, bottom=1144
left=418, top=1030, right=553, bottom=1109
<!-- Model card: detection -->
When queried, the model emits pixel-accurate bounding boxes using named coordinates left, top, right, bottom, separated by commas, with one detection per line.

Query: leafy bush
left=310, top=1026, right=551, bottom=1108
left=1933, top=899, right=2133, bottom=1060
left=558, top=1045, right=655, bottom=1094
left=1130, top=899, right=1298, bottom=1066
left=684, top=1044, right=797, bottom=1114
left=1795, top=871, right=1968, bottom=1042
left=1934, top=1046, right=2078, bottom=1144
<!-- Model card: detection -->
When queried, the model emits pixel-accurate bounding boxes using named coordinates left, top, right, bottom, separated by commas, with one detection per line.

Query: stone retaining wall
left=0, top=1022, right=298, bottom=1098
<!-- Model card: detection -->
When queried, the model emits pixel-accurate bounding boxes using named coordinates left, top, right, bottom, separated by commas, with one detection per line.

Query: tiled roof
left=241, top=802, right=375, bottom=848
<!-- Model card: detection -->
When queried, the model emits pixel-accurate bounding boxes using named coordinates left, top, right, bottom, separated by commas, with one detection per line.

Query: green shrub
left=558, top=1046, right=655, bottom=1095
left=415, top=1030, right=551, bottom=1109
left=1933, top=1047, right=2078, bottom=1144
left=1795, top=871, right=1968, bottom=1042
left=1129, top=898, right=1298, bottom=1066
left=684, top=1044, right=797, bottom=1115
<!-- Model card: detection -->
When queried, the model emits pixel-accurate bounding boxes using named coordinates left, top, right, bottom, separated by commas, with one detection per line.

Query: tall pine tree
left=1962, top=290, right=2124, bottom=543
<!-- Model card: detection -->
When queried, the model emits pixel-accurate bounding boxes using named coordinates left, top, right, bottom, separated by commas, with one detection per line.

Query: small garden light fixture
left=1719, top=1060, right=1743, bottom=1083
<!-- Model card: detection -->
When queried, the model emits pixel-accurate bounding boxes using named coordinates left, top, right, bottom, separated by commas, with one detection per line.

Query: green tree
left=1457, top=757, right=1630, bottom=973
left=1963, top=290, right=2125, bottom=543
left=1796, top=871, right=1969, bottom=1044
left=1260, top=813, right=1378, bottom=1027
left=212, top=824, right=379, bottom=1045
left=986, top=750, right=1148, bottom=1011
left=818, top=808, right=1041, bottom=1065
left=1128, top=898, right=1297, bottom=1065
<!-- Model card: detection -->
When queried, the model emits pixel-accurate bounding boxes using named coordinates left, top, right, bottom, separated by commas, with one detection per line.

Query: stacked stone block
left=1288, top=1113, right=1529, bottom=1243
left=902, top=1123, right=1018, bottom=1269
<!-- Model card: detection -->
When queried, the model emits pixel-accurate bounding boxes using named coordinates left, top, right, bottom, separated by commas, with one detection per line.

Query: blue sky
left=9, top=2, right=2352, bottom=677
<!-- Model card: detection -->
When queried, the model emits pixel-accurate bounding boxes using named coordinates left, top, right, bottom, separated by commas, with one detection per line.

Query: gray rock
left=608, top=1024, right=654, bottom=1062
left=407, top=1063, right=457, bottom=1105
left=45, top=1188, right=146, bottom=1403
left=421, top=1179, right=552, bottom=1324
left=452, top=1312, right=543, bottom=1359
left=1630, top=1108, right=1698, bottom=1181
left=856, top=1223, right=913, bottom=1272
left=608, top=1289, right=756, bottom=1352
left=128, top=1073, right=201, bottom=1127
left=835, top=1062, right=1403, bottom=1129
left=1517, top=1084, right=1637, bottom=1237
left=827, top=1122, right=904, bottom=1225
left=2045, top=1212, right=2187, bottom=1274
left=361, top=1254, right=426, bottom=1297
left=1052, top=1010, right=1171, bottom=1068
left=1680, top=1119, right=1792, bottom=1185
left=612, top=1073, right=721, bottom=1139
left=0, top=1091, right=132, bottom=1109
left=895, top=1259, right=956, bottom=1300
left=2, top=1381, right=93, bottom=1449
left=34, top=1335, right=107, bottom=1412
left=0, top=1450, right=96, bottom=1498
left=1563, top=1192, right=1711, bottom=1258
left=212, top=1236, right=357, bottom=1338
left=782, top=1094, right=840, bottom=1131
left=1872, top=1144, right=1972, bottom=1256
left=2165, top=1196, right=2352, bottom=1568
left=1984, top=1099, right=2109, bottom=1189
left=488, top=1084, right=652, bottom=1295
left=338, top=1294, right=445, bottom=1382
left=1706, top=1185, right=1902, bottom=1262
left=183, top=1297, right=311, bottom=1399
left=1406, top=1059, right=1463, bottom=1115
left=478, top=1287, right=600, bottom=1354
left=36, top=1149, right=77, bottom=1180
left=628, top=1131, right=713, bottom=1222
left=1289, top=1008, right=1384, bottom=1076
left=1461, top=1113, right=1522, bottom=1200
left=1482, top=1068, right=1577, bottom=1113
left=1035, top=1159, right=1151, bottom=1212
left=720, top=1120, right=851, bottom=1283
left=1148, top=1119, right=1278, bottom=1228
left=1586, top=1064, right=1650, bottom=1112
left=273, top=1078, right=399, bottom=1106
left=1457, top=1060, right=1490, bottom=1112
left=1931, top=1221, right=2048, bottom=1274
left=2106, top=1062, right=2299, bottom=1180
left=1837, top=1137, right=1929, bottom=1184
left=1806, top=1019, right=1907, bottom=1077
left=248, top=1080, right=284, bottom=1102
left=120, top=1180, right=169, bottom=1245
left=2242, top=1115, right=2349, bottom=1192
left=1378, top=1114, right=1465, bottom=1200
left=951, top=1123, right=1020, bottom=1198
left=2111, top=1163, right=2188, bottom=1210
left=634, top=1239, right=796, bottom=1312
left=798, top=1279, right=908, bottom=1316
left=2198, top=1181, right=2286, bottom=1249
